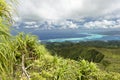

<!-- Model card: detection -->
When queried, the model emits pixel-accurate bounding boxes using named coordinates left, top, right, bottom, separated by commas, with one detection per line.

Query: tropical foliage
left=0, top=0, right=120, bottom=80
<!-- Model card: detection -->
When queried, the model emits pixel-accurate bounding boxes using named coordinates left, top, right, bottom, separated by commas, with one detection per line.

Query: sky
left=14, top=0, right=120, bottom=29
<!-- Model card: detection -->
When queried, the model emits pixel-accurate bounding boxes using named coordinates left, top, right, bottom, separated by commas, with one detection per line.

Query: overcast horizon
left=11, top=0, right=120, bottom=42
left=12, top=0, right=120, bottom=30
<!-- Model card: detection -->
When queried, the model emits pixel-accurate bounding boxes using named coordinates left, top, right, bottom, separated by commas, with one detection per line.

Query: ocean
left=11, top=29, right=120, bottom=42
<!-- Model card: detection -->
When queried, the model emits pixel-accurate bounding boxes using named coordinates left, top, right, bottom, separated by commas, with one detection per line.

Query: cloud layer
left=13, top=19, right=120, bottom=30
left=13, top=0, right=120, bottom=30
left=17, top=0, right=120, bottom=20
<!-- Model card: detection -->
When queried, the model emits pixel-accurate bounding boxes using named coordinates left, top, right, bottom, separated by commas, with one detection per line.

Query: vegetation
left=45, top=41, right=120, bottom=73
left=0, top=0, right=120, bottom=80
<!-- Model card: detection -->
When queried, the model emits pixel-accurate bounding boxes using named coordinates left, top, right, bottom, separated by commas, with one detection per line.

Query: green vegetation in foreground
left=0, top=0, right=120, bottom=80
left=45, top=41, right=120, bottom=73
left=0, top=33, right=120, bottom=80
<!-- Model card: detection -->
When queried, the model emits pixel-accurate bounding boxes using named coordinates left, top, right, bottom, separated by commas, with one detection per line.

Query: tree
left=83, top=49, right=104, bottom=63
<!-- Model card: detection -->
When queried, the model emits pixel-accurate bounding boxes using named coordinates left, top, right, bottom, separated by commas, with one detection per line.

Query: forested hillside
left=0, top=0, right=120, bottom=80
left=45, top=41, right=120, bottom=73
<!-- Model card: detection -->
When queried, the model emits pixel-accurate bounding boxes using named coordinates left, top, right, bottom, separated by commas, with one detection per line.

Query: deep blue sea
left=11, top=29, right=120, bottom=42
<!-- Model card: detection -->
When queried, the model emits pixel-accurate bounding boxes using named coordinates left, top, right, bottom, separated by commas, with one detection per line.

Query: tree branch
left=22, top=54, right=30, bottom=80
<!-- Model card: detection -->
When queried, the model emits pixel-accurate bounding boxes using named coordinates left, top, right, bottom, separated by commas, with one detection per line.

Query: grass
left=96, top=48, right=120, bottom=72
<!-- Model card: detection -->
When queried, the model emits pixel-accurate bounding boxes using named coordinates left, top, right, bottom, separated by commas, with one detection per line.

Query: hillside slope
left=46, top=41, right=120, bottom=73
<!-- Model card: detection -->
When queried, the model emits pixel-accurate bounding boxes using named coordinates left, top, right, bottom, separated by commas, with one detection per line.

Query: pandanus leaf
left=0, top=30, right=10, bottom=36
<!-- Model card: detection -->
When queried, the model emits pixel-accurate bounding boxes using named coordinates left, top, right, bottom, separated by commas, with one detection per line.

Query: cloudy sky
left=15, top=0, right=120, bottom=29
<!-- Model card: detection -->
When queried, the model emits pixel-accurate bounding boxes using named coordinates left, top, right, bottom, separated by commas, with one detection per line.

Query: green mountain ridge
left=45, top=41, right=120, bottom=73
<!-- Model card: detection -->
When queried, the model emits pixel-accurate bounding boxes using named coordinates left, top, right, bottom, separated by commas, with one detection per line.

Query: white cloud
left=14, top=20, right=79, bottom=30
left=13, top=19, right=120, bottom=30
left=59, top=21, right=78, bottom=29
left=24, top=21, right=36, bottom=25
left=17, top=0, right=120, bottom=20
left=24, top=25, right=39, bottom=29
left=117, top=19, right=120, bottom=24
left=113, top=25, right=120, bottom=28
left=84, top=20, right=120, bottom=29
